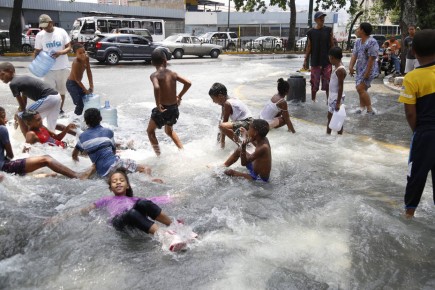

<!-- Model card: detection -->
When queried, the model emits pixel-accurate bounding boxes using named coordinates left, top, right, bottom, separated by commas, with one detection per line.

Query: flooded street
left=0, top=55, right=434, bottom=289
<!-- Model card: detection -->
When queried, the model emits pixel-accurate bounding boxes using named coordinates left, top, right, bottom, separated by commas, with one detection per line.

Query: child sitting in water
left=78, top=169, right=190, bottom=252
left=326, top=46, right=347, bottom=135
left=223, top=119, right=271, bottom=182
left=259, top=78, right=296, bottom=133
left=209, top=82, right=253, bottom=149
left=22, top=110, right=75, bottom=148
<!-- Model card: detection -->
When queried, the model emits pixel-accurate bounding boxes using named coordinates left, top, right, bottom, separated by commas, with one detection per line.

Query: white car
left=198, top=31, right=239, bottom=50
left=246, top=36, right=283, bottom=50
left=0, top=30, right=35, bottom=53
left=296, top=37, right=307, bottom=50
left=159, top=34, right=222, bottom=59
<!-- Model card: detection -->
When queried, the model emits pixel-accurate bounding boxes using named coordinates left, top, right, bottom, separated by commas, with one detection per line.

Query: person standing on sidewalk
left=303, top=11, right=334, bottom=103
left=349, top=22, right=379, bottom=115
left=34, top=14, right=71, bottom=116
left=403, top=25, right=420, bottom=74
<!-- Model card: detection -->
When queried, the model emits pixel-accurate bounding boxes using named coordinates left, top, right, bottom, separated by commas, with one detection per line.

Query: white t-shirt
left=35, top=27, right=71, bottom=70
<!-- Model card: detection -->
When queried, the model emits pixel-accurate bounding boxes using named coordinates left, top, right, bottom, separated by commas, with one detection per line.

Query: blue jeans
left=66, top=79, right=85, bottom=115
left=391, top=53, right=401, bottom=73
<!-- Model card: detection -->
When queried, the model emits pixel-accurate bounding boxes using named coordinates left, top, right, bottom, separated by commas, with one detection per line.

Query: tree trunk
left=400, top=0, right=417, bottom=73
left=9, top=0, right=23, bottom=52
left=287, top=0, right=296, bottom=50
left=346, top=11, right=364, bottom=50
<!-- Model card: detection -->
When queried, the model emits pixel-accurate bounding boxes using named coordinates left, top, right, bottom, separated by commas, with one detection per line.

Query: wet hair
left=107, top=168, right=133, bottom=197
left=359, top=22, right=373, bottom=36
left=277, top=78, right=290, bottom=96
left=0, top=62, right=15, bottom=73
left=72, top=43, right=84, bottom=53
left=412, top=29, right=435, bottom=57
left=151, top=49, right=167, bottom=66
left=21, top=110, right=39, bottom=123
left=84, top=108, right=102, bottom=128
left=208, top=82, right=227, bottom=97
left=251, top=119, right=269, bottom=138
left=328, top=46, right=343, bottom=60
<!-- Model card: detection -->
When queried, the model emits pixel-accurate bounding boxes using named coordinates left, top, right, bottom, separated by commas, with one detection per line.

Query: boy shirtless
left=223, top=119, right=271, bottom=182
left=147, top=49, right=191, bottom=156
left=66, top=43, right=94, bottom=116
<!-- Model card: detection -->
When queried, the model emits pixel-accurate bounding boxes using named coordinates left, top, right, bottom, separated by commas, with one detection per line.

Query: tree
left=9, top=0, right=23, bottom=52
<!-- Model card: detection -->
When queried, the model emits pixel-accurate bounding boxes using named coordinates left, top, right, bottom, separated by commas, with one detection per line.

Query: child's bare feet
left=79, top=165, right=96, bottom=180
left=34, top=173, right=58, bottom=178
left=405, top=208, right=415, bottom=219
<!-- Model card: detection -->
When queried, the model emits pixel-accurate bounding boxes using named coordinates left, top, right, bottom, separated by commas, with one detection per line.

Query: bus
left=69, top=17, right=166, bottom=43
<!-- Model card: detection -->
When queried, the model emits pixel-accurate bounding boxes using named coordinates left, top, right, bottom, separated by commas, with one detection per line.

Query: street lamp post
left=227, top=0, right=230, bottom=32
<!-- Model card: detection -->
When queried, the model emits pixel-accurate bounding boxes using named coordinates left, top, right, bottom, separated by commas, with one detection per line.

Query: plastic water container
left=100, top=100, right=118, bottom=127
left=83, top=94, right=101, bottom=112
left=28, top=51, right=56, bottom=77
left=329, top=104, right=346, bottom=131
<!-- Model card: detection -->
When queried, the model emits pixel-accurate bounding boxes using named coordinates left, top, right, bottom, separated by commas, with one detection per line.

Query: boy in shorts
left=147, top=49, right=191, bottom=156
left=223, top=119, right=271, bottom=182
left=398, top=29, right=435, bottom=218
left=73, top=108, right=160, bottom=181
left=0, top=62, right=61, bottom=136
left=0, top=106, right=92, bottom=179
left=209, top=82, right=253, bottom=149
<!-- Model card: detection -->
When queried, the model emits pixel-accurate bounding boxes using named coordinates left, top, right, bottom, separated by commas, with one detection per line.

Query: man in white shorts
left=0, top=62, right=61, bottom=136
left=34, top=14, right=71, bottom=116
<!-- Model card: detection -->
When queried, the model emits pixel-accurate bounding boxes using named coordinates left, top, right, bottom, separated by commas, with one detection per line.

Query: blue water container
left=100, top=100, right=118, bottom=127
left=28, top=51, right=56, bottom=77
left=83, top=94, right=101, bottom=112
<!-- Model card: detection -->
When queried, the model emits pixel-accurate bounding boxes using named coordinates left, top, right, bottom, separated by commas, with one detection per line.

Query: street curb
left=382, top=75, right=402, bottom=93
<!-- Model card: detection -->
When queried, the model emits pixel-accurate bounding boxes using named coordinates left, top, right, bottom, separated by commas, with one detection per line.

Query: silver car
left=159, top=34, right=222, bottom=59
left=246, top=36, right=283, bottom=50
left=0, top=30, right=35, bottom=53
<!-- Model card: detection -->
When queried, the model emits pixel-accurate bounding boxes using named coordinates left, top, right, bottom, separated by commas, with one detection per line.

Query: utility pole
left=227, top=0, right=230, bottom=32
left=308, top=0, right=313, bottom=28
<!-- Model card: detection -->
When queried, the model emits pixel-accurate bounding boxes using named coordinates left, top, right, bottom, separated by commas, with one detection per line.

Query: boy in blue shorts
left=223, top=119, right=271, bottom=182
left=398, top=29, right=435, bottom=218
left=73, top=108, right=161, bottom=181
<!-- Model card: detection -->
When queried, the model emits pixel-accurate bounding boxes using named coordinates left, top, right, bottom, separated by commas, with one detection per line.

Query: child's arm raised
left=50, top=123, right=76, bottom=141
left=240, top=140, right=267, bottom=166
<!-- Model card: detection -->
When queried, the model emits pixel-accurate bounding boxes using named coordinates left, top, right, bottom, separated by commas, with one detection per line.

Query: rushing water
left=0, top=57, right=434, bottom=289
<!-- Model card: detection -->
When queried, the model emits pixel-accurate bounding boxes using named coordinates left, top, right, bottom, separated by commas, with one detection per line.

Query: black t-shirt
left=404, top=36, right=416, bottom=59
left=307, top=26, right=332, bottom=67
left=9, top=75, right=58, bottom=101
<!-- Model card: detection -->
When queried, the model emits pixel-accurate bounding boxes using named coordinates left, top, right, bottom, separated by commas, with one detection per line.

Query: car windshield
left=164, top=35, right=180, bottom=42
left=200, top=32, right=214, bottom=39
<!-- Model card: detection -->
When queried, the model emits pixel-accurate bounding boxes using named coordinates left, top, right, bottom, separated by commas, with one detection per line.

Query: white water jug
left=83, top=94, right=101, bottom=112
left=28, top=51, right=56, bottom=77
left=100, top=100, right=118, bottom=127
left=329, top=104, right=346, bottom=131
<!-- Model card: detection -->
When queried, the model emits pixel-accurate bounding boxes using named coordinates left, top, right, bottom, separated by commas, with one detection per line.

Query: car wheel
left=106, top=52, right=120, bottom=65
left=228, top=43, right=236, bottom=51
left=165, top=52, right=172, bottom=60
left=21, top=44, right=33, bottom=53
left=173, top=49, right=183, bottom=59
left=210, top=49, right=220, bottom=58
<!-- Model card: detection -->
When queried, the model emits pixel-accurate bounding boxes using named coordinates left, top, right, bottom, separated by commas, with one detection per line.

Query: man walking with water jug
left=34, top=14, right=71, bottom=117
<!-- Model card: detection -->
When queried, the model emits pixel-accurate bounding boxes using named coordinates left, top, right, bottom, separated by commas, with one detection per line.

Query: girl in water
left=78, top=169, right=189, bottom=252
left=259, top=78, right=296, bottom=133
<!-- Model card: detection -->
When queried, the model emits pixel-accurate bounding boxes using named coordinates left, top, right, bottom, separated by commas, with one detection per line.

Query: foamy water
left=0, top=57, right=434, bottom=289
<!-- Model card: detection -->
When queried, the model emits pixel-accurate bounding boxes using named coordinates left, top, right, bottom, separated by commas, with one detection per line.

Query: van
left=110, top=28, right=153, bottom=42
left=198, top=31, right=239, bottom=50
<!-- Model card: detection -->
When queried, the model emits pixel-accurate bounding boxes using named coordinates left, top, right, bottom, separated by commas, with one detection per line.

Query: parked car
left=198, top=31, right=238, bottom=50
left=0, top=30, right=35, bottom=53
left=110, top=28, right=153, bottom=42
left=245, top=36, right=283, bottom=50
left=24, top=28, right=41, bottom=38
left=159, top=34, right=222, bottom=59
left=86, top=33, right=171, bottom=65
left=296, top=37, right=307, bottom=50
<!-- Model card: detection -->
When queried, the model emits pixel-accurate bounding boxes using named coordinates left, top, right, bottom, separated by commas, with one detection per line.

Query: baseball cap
left=39, top=14, right=52, bottom=28
left=314, top=11, right=327, bottom=19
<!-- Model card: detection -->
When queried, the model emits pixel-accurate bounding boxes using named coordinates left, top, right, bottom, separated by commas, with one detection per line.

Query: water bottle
left=329, top=104, right=346, bottom=131
left=100, top=100, right=118, bottom=127
left=83, top=93, right=101, bottom=112
left=28, top=50, right=56, bottom=77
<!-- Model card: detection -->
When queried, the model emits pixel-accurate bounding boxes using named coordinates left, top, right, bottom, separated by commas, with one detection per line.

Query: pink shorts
left=310, top=64, right=332, bottom=92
